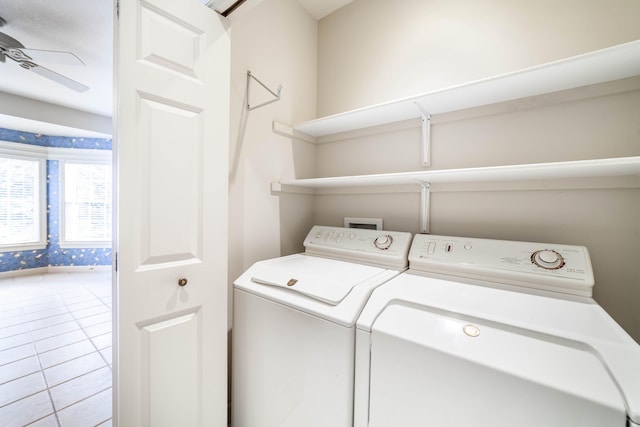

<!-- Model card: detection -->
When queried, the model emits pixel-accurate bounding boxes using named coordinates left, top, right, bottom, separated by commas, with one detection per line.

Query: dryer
left=232, top=225, right=412, bottom=427
left=354, top=234, right=640, bottom=427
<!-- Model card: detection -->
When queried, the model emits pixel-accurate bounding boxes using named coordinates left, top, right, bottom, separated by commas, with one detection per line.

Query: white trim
left=0, top=267, right=48, bottom=279
left=0, top=154, right=47, bottom=248
left=0, top=243, right=48, bottom=252
left=59, top=160, right=113, bottom=247
left=48, top=147, right=112, bottom=162
left=0, top=140, right=48, bottom=159
left=37, top=157, right=47, bottom=246
left=59, top=241, right=112, bottom=249
left=1, top=141, right=112, bottom=252
left=0, top=140, right=112, bottom=162
left=47, top=265, right=112, bottom=273
left=0, top=265, right=112, bottom=279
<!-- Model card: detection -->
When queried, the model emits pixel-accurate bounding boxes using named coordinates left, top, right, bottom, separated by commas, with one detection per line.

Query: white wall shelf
left=273, top=157, right=640, bottom=191
left=272, top=157, right=640, bottom=233
left=294, top=40, right=640, bottom=138
left=279, top=40, right=640, bottom=233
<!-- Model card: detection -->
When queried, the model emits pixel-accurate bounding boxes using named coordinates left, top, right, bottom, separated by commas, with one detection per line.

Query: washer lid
left=368, top=304, right=627, bottom=426
left=250, top=255, right=386, bottom=305
left=356, top=273, right=640, bottom=424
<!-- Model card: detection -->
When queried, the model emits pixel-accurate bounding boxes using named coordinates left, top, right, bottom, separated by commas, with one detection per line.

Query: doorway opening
left=0, top=129, right=113, bottom=425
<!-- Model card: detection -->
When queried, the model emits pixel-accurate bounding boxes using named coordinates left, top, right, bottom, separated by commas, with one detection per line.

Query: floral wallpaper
left=0, top=128, right=113, bottom=273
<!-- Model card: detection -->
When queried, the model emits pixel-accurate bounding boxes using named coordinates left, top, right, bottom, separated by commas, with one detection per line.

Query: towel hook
left=247, top=70, right=283, bottom=110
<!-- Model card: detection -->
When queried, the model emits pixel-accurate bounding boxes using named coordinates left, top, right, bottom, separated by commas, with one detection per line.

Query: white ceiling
left=0, top=0, right=114, bottom=116
left=297, top=0, right=354, bottom=20
left=0, top=0, right=352, bottom=137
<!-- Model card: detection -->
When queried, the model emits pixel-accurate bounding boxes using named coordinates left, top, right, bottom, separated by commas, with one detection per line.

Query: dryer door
left=367, top=304, right=627, bottom=427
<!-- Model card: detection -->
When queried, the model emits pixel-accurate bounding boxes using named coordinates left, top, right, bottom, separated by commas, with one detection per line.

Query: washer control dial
left=531, top=249, right=565, bottom=270
left=374, top=234, right=393, bottom=250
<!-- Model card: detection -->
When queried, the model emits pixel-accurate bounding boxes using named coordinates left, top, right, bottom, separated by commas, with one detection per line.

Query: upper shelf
left=273, top=157, right=640, bottom=191
left=294, top=40, right=640, bottom=138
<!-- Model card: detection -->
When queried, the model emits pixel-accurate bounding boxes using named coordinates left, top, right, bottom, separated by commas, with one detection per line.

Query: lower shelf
left=271, top=156, right=640, bottom=233
left=272, top=157, right=640, bottom=194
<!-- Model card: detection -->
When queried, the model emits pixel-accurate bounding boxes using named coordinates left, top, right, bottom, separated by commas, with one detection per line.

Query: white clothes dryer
left=354, top=234, right=640, bottom=427
left=232, top=225, right=412, bottom=427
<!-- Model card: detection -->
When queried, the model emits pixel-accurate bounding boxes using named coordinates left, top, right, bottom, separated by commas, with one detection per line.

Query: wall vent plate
left=344, top=217, right=383, bottom=230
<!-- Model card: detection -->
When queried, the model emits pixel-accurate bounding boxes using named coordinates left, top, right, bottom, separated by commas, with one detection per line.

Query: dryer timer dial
left=374, top=235, right=393, bottom=250
left=531, top=249, right=565, bottom=270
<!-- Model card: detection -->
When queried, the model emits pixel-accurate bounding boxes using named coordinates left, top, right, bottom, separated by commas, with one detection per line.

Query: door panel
left=140, top=309, right=201, bottom=426
left=137, top=95, right=204, bottom=267
left=139, top=4, right=203, bottom=78
left=114, top=0, right=230, bottom=425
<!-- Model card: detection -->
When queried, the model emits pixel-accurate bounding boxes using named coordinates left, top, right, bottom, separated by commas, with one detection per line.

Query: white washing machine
left=354, top=234, right=640, bottom=427
left=232, top=225, right=412, bottom=427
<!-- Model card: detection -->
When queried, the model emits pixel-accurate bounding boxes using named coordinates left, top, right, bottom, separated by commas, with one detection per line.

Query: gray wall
left=312, top=0, right=640, bottom=342
left=228, top=0, right=640, bottom=341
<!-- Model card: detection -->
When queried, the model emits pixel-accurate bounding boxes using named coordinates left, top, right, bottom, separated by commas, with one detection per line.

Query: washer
left=232, top=225, right=412, bottom=427
left=354, top=234, right=640, bottom=427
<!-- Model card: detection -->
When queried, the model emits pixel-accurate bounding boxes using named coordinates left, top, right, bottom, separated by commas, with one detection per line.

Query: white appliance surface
left=232, top=225, right=412, bottom=427
left=354, top=234, right=640, bottom=427
left=234, top=225, right=412, bottom=326
left=408, top=234, right=595, bottom=296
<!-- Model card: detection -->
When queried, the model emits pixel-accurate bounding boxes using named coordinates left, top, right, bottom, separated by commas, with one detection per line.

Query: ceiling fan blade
left=25, top=63, right=89, bottom=92
left=20, top=48, right=85, bottom=66
left=0, top=31, right=24, bottom=48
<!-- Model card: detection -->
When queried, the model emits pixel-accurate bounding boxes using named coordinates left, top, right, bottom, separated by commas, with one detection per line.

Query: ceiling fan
left=0, top=29, right=89, bottom=93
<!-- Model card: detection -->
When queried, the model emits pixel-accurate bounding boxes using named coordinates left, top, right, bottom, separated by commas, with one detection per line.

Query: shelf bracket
left=415, top=103, right=431, bottom=168
left=247, top=70, right=283, bottom=111
left=418, top=181, right=431, bottom=234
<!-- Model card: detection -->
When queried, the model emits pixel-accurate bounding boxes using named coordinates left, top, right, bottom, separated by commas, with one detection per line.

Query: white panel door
left=114, top=0, right=230, bottom=425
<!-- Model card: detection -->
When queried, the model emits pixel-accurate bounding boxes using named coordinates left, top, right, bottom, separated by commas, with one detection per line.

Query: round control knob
left=531, top=250, right=565, bottom=270
left=374, top=234, right=393, bottom=250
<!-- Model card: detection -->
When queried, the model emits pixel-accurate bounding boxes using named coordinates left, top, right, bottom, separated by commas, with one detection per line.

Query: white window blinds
left=0, top=157, right=42, bottom=246
left=64, top=162, right=112, bottom=243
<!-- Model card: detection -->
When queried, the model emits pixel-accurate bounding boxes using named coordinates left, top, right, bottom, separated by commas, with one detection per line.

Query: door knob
left=178, top=278, right=188, bottom=287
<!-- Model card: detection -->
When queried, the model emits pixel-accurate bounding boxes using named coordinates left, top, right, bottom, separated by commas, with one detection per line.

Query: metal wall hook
left=247, top=70, right=283, bottom=110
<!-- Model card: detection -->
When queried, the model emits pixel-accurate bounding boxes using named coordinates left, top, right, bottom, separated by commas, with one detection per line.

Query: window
left=62, top=162, right=112, bottom=247
left=0, top=156, right=46, bottom=249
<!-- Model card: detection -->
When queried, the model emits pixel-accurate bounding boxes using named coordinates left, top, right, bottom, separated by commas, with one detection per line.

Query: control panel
left=409, top=234, right=594, bottom=297
left=303, top=225, right=412, bottom=269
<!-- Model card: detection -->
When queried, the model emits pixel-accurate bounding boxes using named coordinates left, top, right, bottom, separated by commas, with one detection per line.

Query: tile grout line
left=50, top=384, right=112, bottom=413
left=0, top=306, right=40, bottom=411
left=0, top=272, right=113, bottom=426
left=27, top=296, right=64, bottom=427
left=38, top=272, right=113, bottom=426
left=56, top=287, right=113, bottom=425
left=63, top=279, right=113, bottom=369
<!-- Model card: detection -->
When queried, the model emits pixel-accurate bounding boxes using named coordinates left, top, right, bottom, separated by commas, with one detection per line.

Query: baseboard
left=0, top=265, right=112, bottom=279
left=0, top=267, right=49, bottom=279
left=47, top=265, right=112, bottom=273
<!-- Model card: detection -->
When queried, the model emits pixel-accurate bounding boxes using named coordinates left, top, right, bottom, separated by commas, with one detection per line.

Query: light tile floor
left=0, top=271, right=112, bottom=427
